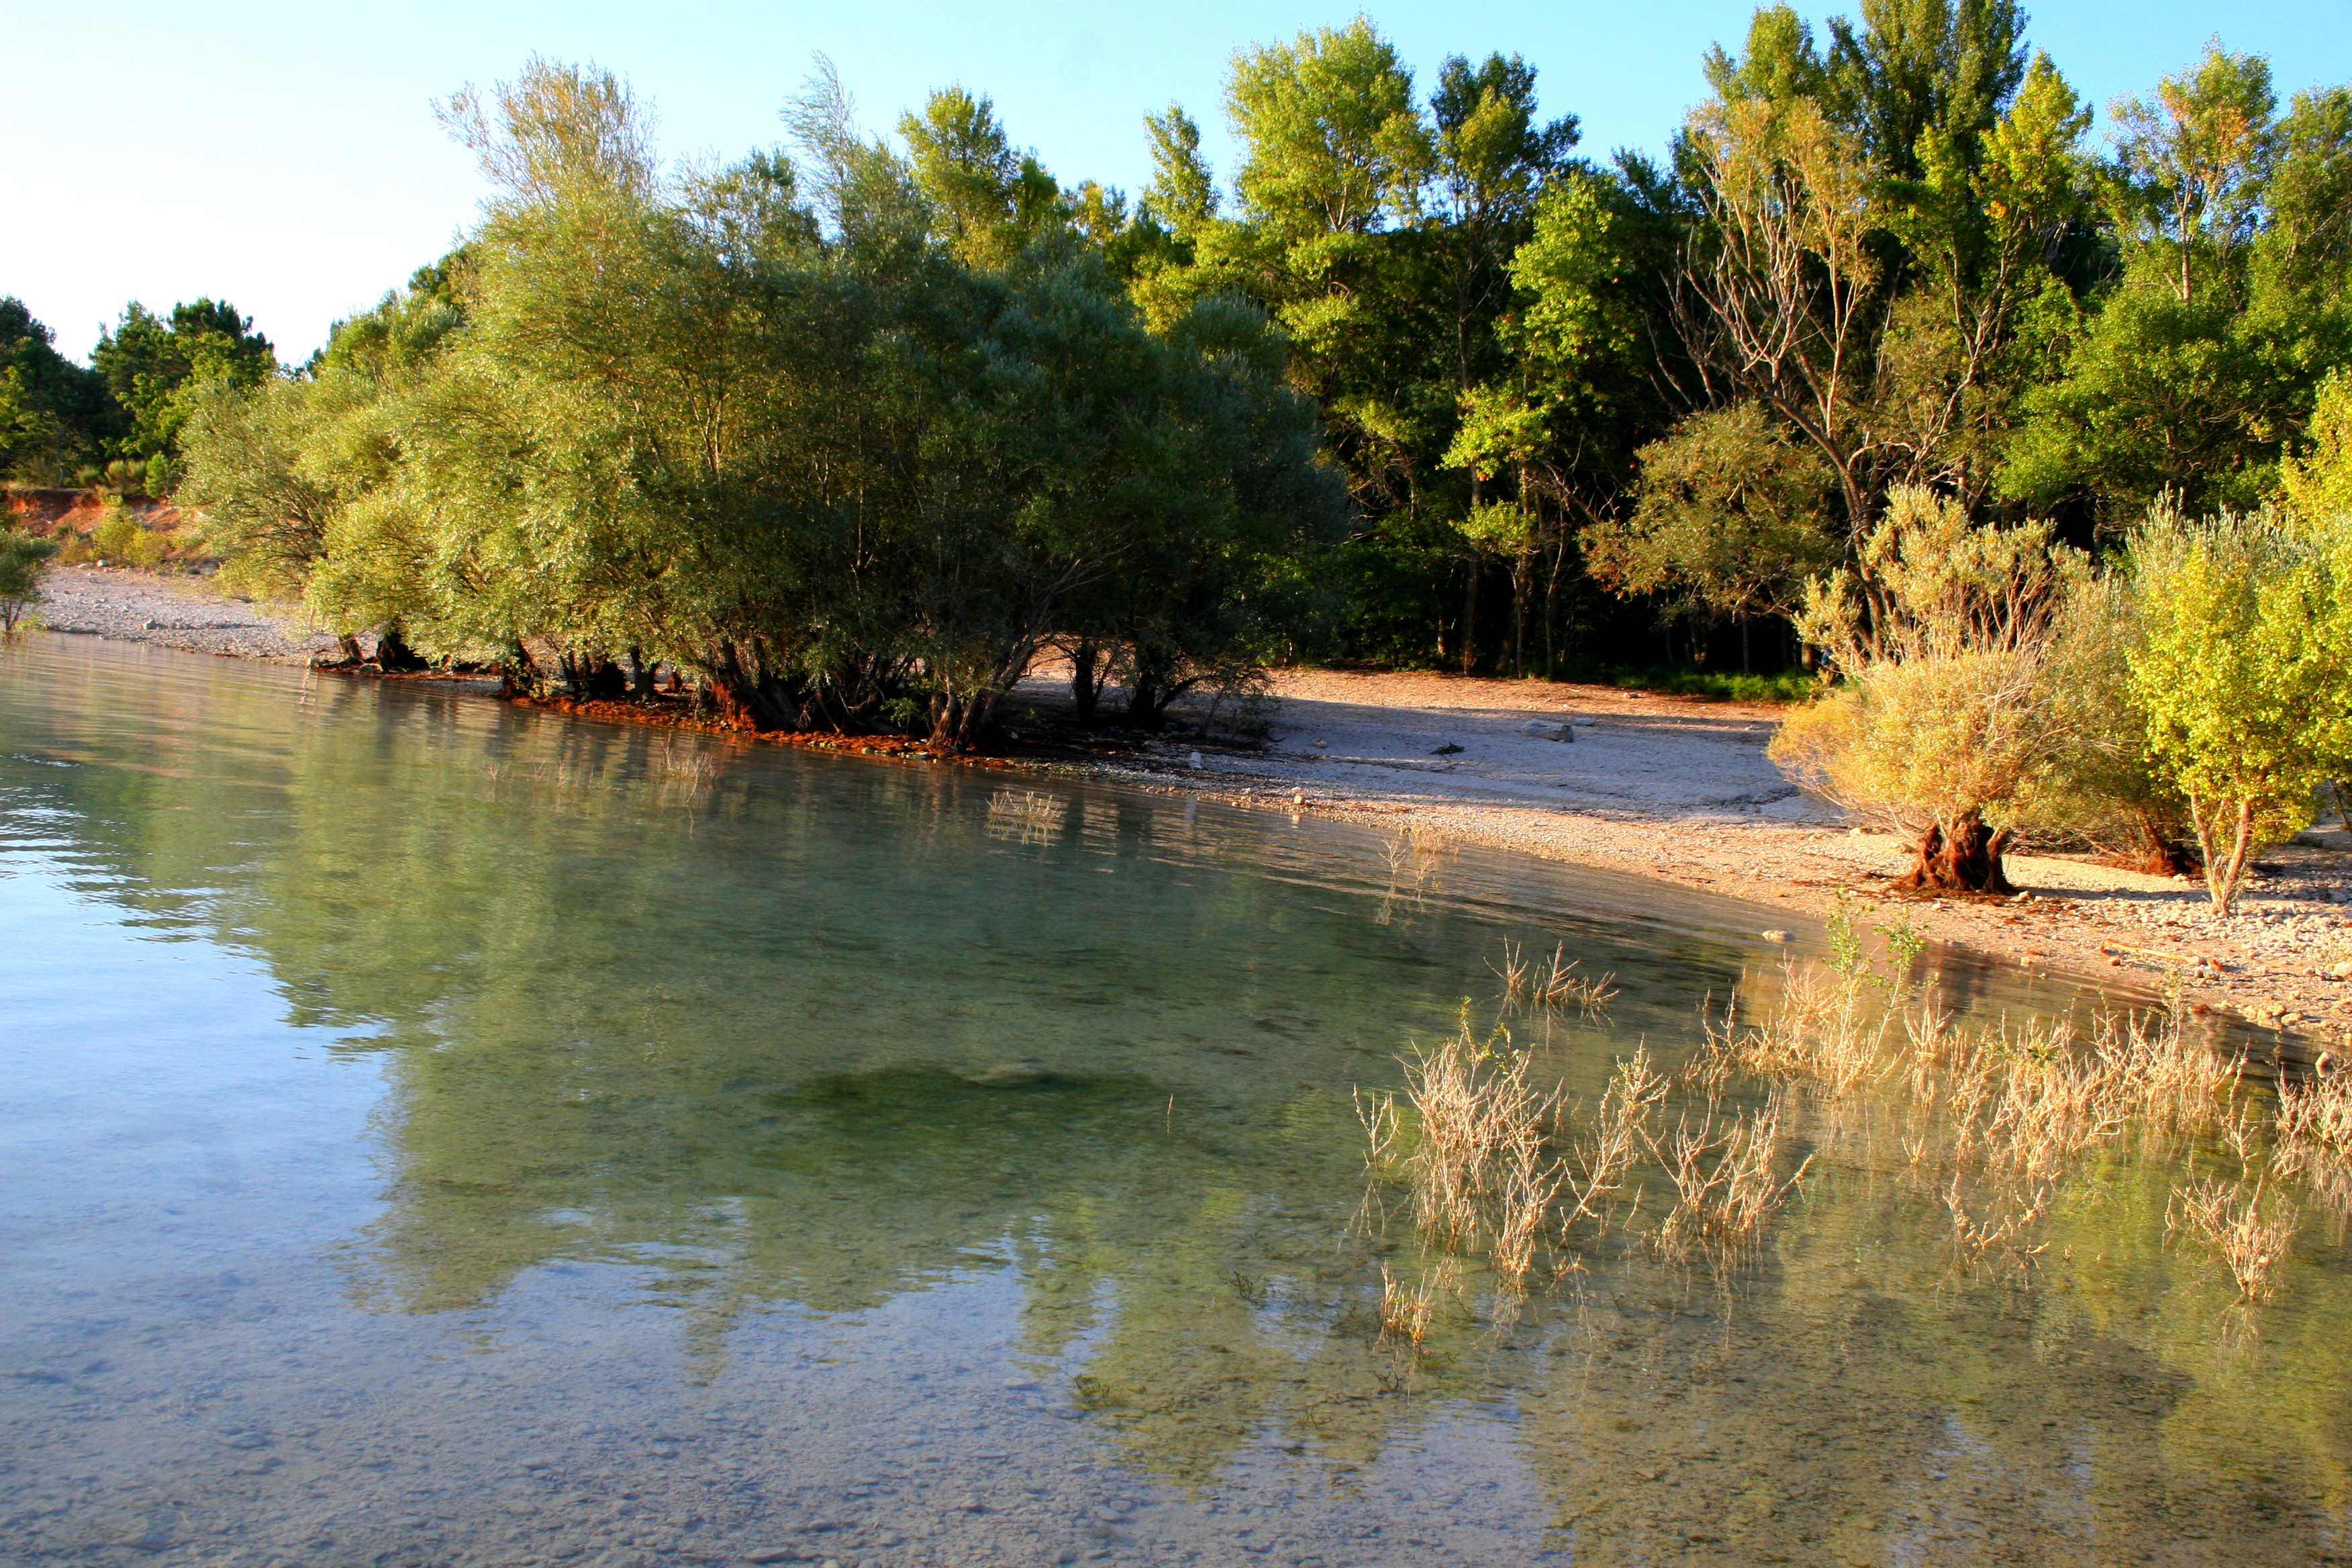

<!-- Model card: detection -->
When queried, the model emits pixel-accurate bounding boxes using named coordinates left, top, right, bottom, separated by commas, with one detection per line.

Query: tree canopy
left=68, top=6, right=2350, bottom=787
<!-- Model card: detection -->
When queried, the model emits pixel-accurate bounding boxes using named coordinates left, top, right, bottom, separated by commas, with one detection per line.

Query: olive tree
left=1769, top=485, right=2084, bottom=891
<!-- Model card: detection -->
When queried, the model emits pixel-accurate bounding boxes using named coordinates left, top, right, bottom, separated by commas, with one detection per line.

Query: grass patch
left=1602, top=665, right=1820, bottom=703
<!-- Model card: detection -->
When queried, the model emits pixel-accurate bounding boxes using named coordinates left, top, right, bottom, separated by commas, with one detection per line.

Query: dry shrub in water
left=985, top=788, right=1068, bottom=846
left=1376, top=831, right=1440, bottom=924
left=1377, top=1259, right=1455, bottom=1347
left=1489, top=942, right=1533, bottom=1000
left=2274, top=1070, right=2352, bottom=1163
left=1562, top=1046, right=1667, bottom=1236
left=1945, top=1174, right=2053, bottom=1279
left=1492, top=1137, right=1567, bottom=1288
left=2092, top=1008, right=2243, bottom=1136
left=2273, top=1069, right=2352, bottom=1221
left=1398, top=1016, right=1563, bottom=1245
left=1650, top=1091, right=1812, bottom=1257
left=1705, top=958, right=1894, bottom=1095
left=1357, top=1037, right=1662, bottom=1287
left=2170, top=1177, right=2298, bottom=1301
left=1721, top=958, right=2269, bottom=1278
left=1982, top=1025, right=2123, bottom=1181
left=1491, top=940, right=1618, bottom=1017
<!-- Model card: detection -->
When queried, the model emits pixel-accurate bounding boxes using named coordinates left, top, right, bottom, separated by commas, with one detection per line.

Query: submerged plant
left=1377, top=1259, right=1455, bottom=1348
left=1491, top=1137, right=1567, bottom=1288
left=2170, top=1176, right=2298, bottom=1301
left=1703, top=957, right=1894, bottom=1094
left=1561, top=1045, right=1666, bottom=1236
left=1649, top=1091, right=1812, bottom=1258
left=1398, top=1012, right=1562, bottom=1244
left=2271, top=1069, right=2352, bottom=1222
left=1945, top=1173, right=2053, bottom=1279
left=1491, top=940, right=1618, bottom=1018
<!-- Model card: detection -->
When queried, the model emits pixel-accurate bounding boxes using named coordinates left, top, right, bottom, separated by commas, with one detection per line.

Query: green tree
left=1818, top=0, right=2027, bottom=181
left=899, top=87, right=1067, bottom=269
left=2107, top=43, right=2277, bottom=305
left=0, top=527, right=54, bottom=634
left=0, top=298, right=117, bottom=483
left=177, top=260, right=463, bottom=615
left=1587, top=403, right=1841, bottom=669
left=1142, top=104, right=1217, bottom=238
left=2282, top=369, right=2352, bottom=528
left=2003, top=48, right=2352, bottom=517
left=1226, top=20, right=1432, bottom=241
left=1672, top=3, right=2087, bottom=548
left=183, top=58, right=1338, bottom=750
left=89, top=298, right=275, bottom=465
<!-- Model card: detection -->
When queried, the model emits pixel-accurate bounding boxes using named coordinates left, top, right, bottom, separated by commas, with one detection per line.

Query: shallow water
left=2, top=635, right=2347, bottom=1568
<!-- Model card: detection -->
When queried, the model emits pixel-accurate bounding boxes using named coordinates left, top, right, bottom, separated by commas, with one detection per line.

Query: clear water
left=2, top=635, right=2347, bottom=1568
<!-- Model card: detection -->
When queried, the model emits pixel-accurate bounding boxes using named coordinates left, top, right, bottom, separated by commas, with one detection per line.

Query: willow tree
left=177, top=58, right=1336, bottom=752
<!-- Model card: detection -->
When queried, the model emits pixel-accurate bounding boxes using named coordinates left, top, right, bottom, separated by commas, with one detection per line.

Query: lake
left=3, top=634, right=2347, bottom=1567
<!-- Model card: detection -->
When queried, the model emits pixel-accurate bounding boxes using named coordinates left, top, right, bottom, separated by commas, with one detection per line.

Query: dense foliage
left=180, top=64, right=1340, bottom=747
left=15, top=7, right=2352, bottom=877
left=0, top=295, right=273, bottom=490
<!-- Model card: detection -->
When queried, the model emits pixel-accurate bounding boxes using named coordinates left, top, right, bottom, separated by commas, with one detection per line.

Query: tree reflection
left=5, top=639, right=2351, bottom=1561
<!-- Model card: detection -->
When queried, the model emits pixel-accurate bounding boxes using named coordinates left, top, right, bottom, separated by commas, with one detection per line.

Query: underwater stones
left=963, top=1061, right=1050, bottom=1088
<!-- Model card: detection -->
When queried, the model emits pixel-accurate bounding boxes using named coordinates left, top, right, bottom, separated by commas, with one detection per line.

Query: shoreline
left=29, top=565, right=2350, bottom=1059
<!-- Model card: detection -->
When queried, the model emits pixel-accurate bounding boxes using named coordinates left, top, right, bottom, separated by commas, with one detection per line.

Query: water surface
left=3, top=636, right=2347, bottom=1567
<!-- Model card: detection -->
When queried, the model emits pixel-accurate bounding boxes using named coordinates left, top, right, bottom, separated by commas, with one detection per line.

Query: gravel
left=34, top=564, right=340, bottom=663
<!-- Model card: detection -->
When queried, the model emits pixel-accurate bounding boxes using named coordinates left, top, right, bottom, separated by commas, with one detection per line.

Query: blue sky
left=7, top=1, right=2347, bottom=363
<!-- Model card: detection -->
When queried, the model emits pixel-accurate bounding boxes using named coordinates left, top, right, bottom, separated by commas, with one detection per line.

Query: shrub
left=90, top=501, right=167, bottom=569
left=2020, top=572, right=2194, bottom=873
left=2120, top=503, right=2347, bottom=916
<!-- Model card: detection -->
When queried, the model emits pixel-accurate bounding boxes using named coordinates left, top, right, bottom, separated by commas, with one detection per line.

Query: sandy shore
left=33, top=567, right=2351, bottom=1054
left=1033, top=676, right=2351, bottom=1057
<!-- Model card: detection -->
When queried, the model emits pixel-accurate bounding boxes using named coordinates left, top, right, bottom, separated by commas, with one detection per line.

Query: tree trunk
left=705, top=640, right=800, bottom=732
left=1459, top=558, right=1479, bottom=676
left=1124, top=678, right=1166, bottom=732
left=2119, top=810, right=2198, bottom=877
left=499, top=639, right=534, bottom=698
left=2191, top=795, right=2257, bottom=918
left=626, top=646, right=655, bottom=699
left=585, top=657, right=628, bottom=700
left=1543, top=531, right=1565, bottom=681
left=325, top=633, right=363, bottom=667
left=373, top=626, right=427, bottom=673
left=1894, top=812, right=2014, bottom=894
left=928, top=690, right=993, bottom=754
left=1071, top=642, right=1101, bottom=725
left=1510, top=550, right=1529, bottom=678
